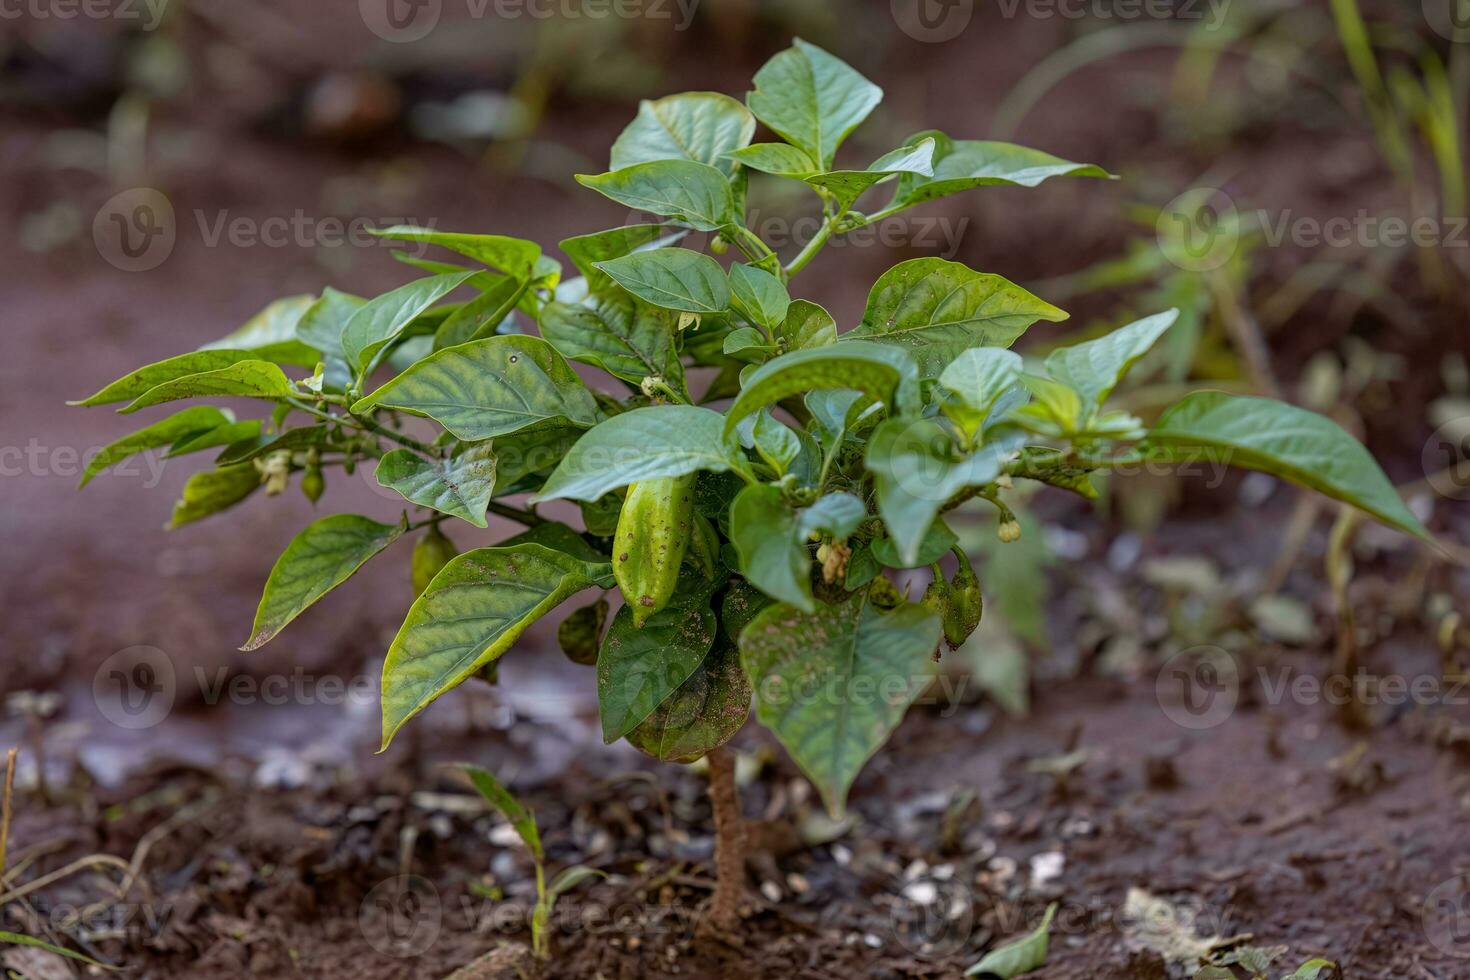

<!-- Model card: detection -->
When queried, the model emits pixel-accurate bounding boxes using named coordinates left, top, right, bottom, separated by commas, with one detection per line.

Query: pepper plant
left=74, top=39, right=1429, bottom=938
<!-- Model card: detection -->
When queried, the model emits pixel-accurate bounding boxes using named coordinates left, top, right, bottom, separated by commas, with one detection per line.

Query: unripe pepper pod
left=944, top=554, right=983, bottom=650
left=614, top=475, right=695, bottom=628
left=412, top=524, right=459, bottom=596
left=301, top=465, right=325, bottom=504
left=867, top=574, right=904, bottom=610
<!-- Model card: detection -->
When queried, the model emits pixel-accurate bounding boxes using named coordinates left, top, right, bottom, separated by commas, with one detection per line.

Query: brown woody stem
left=703, top=745, right=745, bottom=935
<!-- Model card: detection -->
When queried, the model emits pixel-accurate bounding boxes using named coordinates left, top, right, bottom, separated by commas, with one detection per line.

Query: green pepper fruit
left=922, top=576, right=950, bottom=623
left=301, top=465, right=325, bottom=504
left=558, top=598, right=609, bottom=666
left=411, top=524, right=458, bottom=596
left=944, top=555, right=984, bottom=650
left=685, top=512, right=722, bottom=580
left=867, top=574, right=904, bottom=609
left=614, top=474, right=695, bottom=628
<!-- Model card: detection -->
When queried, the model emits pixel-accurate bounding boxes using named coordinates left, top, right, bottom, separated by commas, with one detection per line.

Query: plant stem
left=783, top=212, right=842, bottom=279
left=703, top=745, right=745, bottom=935
left=487, top=500, right=546, bottom=527
left=0, top=748, right=16, bottom=882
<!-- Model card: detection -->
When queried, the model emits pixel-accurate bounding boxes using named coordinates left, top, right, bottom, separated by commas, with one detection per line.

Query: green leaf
left=560, top=224, right=682, bottom=293
left=627, top=640, right=751, bottom=762
left=369, top=226, right=541, bottom=277
left=871, top=521, right=958, bottom=569
left=547, top=865, right=606, bottom=900
left=724, top=341, right=920, bottom=437
left=730, top=484, right=813, bottom=612
left=214, top=425, right=337, bottom=466
left=598, top=592, right=718, bottom=742
left=892, top=134, right=1111, bottom=210
left=1045, top=309, right=1178, bottom=411
left=779, top=299, right=837, bottom=350
left=71, top=350, right=267, bottom=407
left=853, top=258, right=1068, bottom=375
left=533, top=405, right=738, bottom=503
left=610, top=91, right=756, bottom=177
left=294, top=288, right=365, bottom=390
left=500, top=521, right=608, bottom=564
left=1281, top=959, right=1337, bottom=980
left=965, top=903, right=1056, bottom=977
left=164, top=418, right=259, bottom=458
left=433, top=277, right=525, bottom=351
left=576, top=161, right=735, bottom=232
left=1142, top=392, right=1429, bottom=539
left=539, top=291, right=685, bottom=391
left=460, top=764, right=542, bottom=861
left=200, top=294, right=320, bottom=367
left=341, top=271, right=479, bottom=371
left=352, top=335, right=600, bottom=442
left=797, top=492, right=866, bottom=540
left=746, top=39, right=882, bottom=169
left=118, top=360, right=295, bottom=414
left=380, top=544, right=610, bottom=748
left=490, top=426, right=583, bottom=494
left=939, top=348, right=1024, bottom=443
left=726, top=142, right=818, bottom=176
left=169, top=464, right=260, bottom=528
left=375, top=444, right=498, bottom=527
left=806, top=138, right=937, bottom=211
left=595, top=248, right=731, bottom=314
left=749, top=410, right=802, bottom=474
left=243, top=514, right=408, bottom=651
left=0, top=931, right=115, bottom=969
left=81, top=406, right=230, bottom=488
left=729, top=263, right=791, bottom=330
left=295, top=287, right=364, bottom=354
left=865, top=419, right=1024, bottom=565
left=739, top=594, right=941, bottom=816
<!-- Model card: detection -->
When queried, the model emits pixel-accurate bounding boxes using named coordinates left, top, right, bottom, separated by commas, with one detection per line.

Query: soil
left=2, top=2, right=1469, bottom=978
